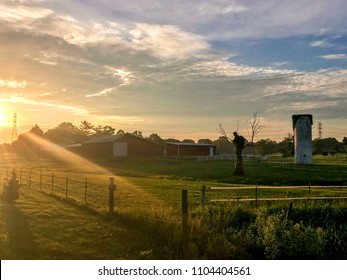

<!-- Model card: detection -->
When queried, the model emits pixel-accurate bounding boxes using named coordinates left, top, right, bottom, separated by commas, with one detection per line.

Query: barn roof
left=83, top=134, right=125, bottom=144
left=82, top=133, right=165, bottom=147
left=166, top=142, right=216, bottom=147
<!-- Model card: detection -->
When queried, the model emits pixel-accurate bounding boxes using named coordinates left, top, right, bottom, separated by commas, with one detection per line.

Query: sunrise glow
left=0, top=112, right=5, bottom=126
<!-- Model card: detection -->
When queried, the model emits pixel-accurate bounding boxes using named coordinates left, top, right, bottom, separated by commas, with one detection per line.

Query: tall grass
left=180, top=201, right=347, bottom=259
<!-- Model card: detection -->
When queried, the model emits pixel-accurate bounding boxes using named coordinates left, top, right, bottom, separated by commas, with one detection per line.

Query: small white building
left=292, top=114, right=313, bottom=164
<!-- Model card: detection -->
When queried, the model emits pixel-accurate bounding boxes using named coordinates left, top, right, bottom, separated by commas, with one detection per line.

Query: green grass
left=2, top=155, right=347, bottom=217
left=96, top=156, right=347, bottom=186
left=0, top=190, right=162, bottom=259
left=1, top=153, right=347, bottom=259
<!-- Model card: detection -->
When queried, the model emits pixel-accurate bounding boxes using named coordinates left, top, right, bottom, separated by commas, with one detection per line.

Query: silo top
left=292, top=114, right=313, bottom=130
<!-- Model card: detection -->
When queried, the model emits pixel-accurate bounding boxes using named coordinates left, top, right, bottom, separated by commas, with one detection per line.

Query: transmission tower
left=317, top=121, right=323, bottom=139
left=11, top=113, right=17, bottom=142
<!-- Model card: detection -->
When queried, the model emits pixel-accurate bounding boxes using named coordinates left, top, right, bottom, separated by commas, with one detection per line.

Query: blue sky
left=0, top=0, right=346, bottom=142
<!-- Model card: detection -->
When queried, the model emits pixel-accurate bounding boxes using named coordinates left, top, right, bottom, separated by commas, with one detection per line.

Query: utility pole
left=11, top=113, right=17, bottom=142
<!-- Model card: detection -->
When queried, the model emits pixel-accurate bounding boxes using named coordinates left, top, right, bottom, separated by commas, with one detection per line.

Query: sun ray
left=25, top=133, right=112, bottom=175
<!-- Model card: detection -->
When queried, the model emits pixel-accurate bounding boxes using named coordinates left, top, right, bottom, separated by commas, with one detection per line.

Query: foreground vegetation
left=187, top=202, right=347, bottom=259
left=1, top=153, right=347, bottom=259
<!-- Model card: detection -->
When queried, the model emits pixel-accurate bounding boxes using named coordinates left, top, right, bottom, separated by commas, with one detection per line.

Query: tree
left=278, top=133, right=294, bottom=158
left=93, top=125, right=115, bottom=136
left=312, top=137, right=344, bottom=155
left=147, top=133, right=165, bottom=145
left=30, top=124, right=44, bottom=137
left=2, top=170, right=20, bottom=204
left=232, top=132, right=247, bottom=175
left=132, top=130, right=143, bottom=138
left=165, top=138, right=180, bottom=143
left=182, top=139, right=195, bottom=143
left=219, top=112, right=265, bottom=175
left=214, top=136, right=234, bottom=154
left=198, top=138, right=214, bottom=144
left=12, top=124, right=45, bottom=159
left=79, top=121, right=94, bottom=137
left=44, top=122, right=85, bottom=144
left=255, top=139, right=278, bottom=155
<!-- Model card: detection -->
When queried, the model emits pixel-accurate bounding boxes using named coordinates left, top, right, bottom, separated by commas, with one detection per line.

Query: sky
left=0, top=0, right=346, bottom=143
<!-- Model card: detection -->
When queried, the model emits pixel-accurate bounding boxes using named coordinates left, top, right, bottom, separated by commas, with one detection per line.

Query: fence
left=210, top=184, right=347, bottom=205
left=0, top=166, right=108, bottom=210
left=0, top=165, right=188, bottom=229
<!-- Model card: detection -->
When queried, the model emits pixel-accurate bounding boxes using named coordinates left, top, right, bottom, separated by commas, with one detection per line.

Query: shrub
left=2, top=169, right=21, bottom=204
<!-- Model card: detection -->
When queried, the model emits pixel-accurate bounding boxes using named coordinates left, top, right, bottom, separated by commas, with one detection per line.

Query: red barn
left=165, top=142, right=216, bottom=157
left=81, top=133, right=164, bottom=157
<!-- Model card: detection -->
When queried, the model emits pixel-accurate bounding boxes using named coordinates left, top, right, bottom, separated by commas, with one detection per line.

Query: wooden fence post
left=308, top=182, right=311, bottom=200
left=182, top=189, right=188, bottom=250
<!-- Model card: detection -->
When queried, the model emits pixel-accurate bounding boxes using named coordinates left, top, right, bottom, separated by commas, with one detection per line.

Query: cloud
left=0, top=79, right=27, bottom=88
left=129, top=23, right=210, bottom=59
left=310, top=40, right=327, bottom=47
left=0, top=0, right=346, bottom=141
left=0, top=96, right=88, bottom=116
left=319, top=54, right=347, bottom=60
left=0, top=3, right=53, bottom=27
left=86, top=87, right=116, bottom=98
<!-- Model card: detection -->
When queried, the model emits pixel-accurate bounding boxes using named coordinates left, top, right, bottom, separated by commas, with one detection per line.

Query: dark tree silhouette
left=232, top=132, right=246, bottom=175
left=219, top=113, right=265, bottom=176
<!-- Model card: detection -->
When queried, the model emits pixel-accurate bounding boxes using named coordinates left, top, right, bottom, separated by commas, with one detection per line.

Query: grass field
left=1, top=153, right=347, bottom=259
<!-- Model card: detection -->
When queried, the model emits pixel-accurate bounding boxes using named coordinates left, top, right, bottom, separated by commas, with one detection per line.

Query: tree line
left=1, top=121, right=347, bottom=159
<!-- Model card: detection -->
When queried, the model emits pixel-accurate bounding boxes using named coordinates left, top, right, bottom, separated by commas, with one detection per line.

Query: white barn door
left=113, top=142, right=127, bottom=157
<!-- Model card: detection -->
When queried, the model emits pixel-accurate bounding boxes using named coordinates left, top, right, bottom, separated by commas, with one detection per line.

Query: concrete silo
left=292, top=114, right=313, bottom=164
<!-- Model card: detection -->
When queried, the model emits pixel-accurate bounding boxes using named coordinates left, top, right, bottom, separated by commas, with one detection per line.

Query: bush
left=2, top=169, right=21, bottom=204
left=185, top=204, right=347, bottom=259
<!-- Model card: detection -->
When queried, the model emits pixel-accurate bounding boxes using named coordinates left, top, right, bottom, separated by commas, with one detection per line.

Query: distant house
left=165, top=142, right=216, bottom=157
left=81, top=133, right=165, bottom=157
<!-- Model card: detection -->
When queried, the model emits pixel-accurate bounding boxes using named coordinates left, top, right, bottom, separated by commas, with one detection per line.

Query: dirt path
left=0, top=190, right=159, bottom=259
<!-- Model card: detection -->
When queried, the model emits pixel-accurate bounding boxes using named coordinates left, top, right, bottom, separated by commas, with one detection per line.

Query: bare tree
left=219, top=112, right=265, bottom=175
